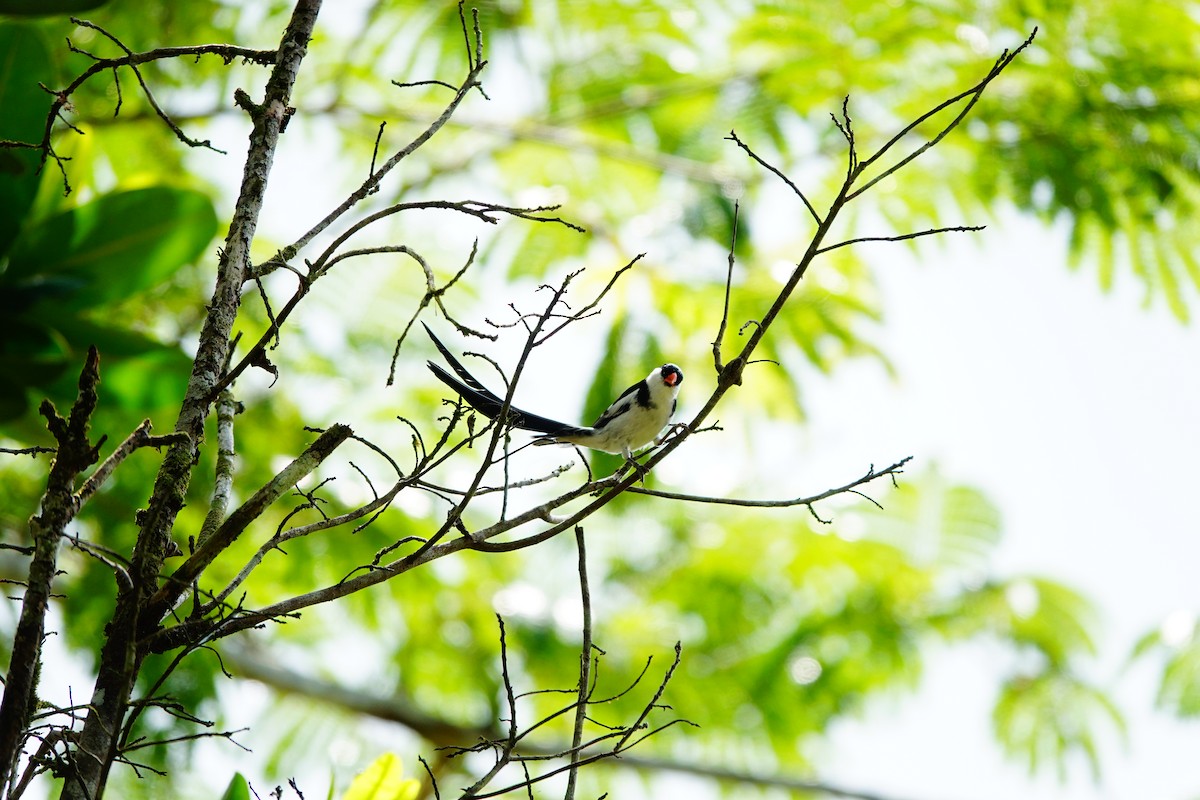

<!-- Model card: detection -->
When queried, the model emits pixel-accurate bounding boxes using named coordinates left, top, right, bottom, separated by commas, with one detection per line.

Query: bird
left=423, top=323, right=683, bottom=462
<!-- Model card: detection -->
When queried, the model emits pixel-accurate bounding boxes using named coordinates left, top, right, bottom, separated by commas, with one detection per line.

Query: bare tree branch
left=564, top=527, right=592, bottom=800
left=75, top=420, right=189, bottom=508
left=627, top=457, right=912, bottom=515
left=67, top=19, right=232, bottom=154
left=725, top=131, right=820, bottom=224
left=147, top=424, right=354, bottom=622
left=211, top=201, right=581, bottom=404
left=0, top=348, right=102, bottom=779
left=0, top=21, right=274, bottom=193
left=0, top=447, right=55, bottom=457
left=815, top=225, right=985, bottom=256
left=712, top=200, right=740, bottom=374
left=257, top=8, right=494, bottom=275
left=197, top=391, right=242, bottom=547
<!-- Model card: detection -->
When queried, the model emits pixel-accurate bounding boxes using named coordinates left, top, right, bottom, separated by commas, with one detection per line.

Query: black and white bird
left=424, top=323, right=683, bottom=461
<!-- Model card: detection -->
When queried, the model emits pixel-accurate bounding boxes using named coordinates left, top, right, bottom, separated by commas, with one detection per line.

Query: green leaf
left=952, top=577, right=1097, bottom=666
left=0, top=0, right=109, bottom=14
left=855, top=469, right=1002, bottom=575
left=0, top=22, right=53, bottom=256
left=1177, top=236, right=1200, bottom=292
left=341, top=753, right=419, bottom=800
left=96, top=346, right=191, bottom=413
left=48, top=314, right=178, bottom=358
left=4, top=186, right=218, bottom=310
left=218, top=772, right=251, bottom=800
left=993, top=670, right=1124, bottom=780
left=683, top=191, right=750, bottom=256
left=1159, top=637, right=1200, bottom=716
left=0, top=304, right=187, bottom=423
left=1008, top=578, right=1098, bottom=664
left=1157, top=246, right=1189, bottom=323
left=1133, top=616, right=1200, bottom=718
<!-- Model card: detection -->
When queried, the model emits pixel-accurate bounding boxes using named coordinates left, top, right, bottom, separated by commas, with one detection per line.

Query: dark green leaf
left=0, top=0, right=109, bottom=15
left=48, top=314, right=178, bottom=358
left=0, top=23, right=53, bottom=255
left=96, top=347, right=191, bottom=413
left=683, top=192, right=750, bottom=256
left=0, top=378, right=30, bottom=421
left=4, top=186, right=218, bottom=310
left=0, top=317, right=71, bottom=388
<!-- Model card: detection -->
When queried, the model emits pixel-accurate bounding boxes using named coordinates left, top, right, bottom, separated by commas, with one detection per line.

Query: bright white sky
left=805, top=212, right=1200, bottom=800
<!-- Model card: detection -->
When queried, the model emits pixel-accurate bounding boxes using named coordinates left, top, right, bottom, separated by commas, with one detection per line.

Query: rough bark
left=0, top=348, right=101, bottom=780
left=59, top=4, right=322, bottom=798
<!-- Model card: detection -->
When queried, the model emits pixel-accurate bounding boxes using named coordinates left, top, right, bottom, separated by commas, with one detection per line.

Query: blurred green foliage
left=0, top=1, right=1194, bottom=798
left=1133, top=617, right=1200, bottom=718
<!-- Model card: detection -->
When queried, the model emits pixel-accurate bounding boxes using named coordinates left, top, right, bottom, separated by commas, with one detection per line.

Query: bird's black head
left=659, top=364, right=683, bottom=387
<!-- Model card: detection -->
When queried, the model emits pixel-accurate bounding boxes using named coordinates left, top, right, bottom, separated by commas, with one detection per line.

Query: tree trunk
left=59, top=4, right=321, bottom=797
left=0, top=350, right=100, bottom=781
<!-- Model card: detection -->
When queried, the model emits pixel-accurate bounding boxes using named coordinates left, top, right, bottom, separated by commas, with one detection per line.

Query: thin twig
left=726, top=131, right=820, bottom=224
left=197, top=391, right=241, bottom=547
left=564, top=527, right=592, bottom=800
left=75, top=420, right=188, bottom=507
left=535, top=255, right=643, bottom=345
left=711, top=200, right=740, bottom=374
left=9, top=18, right=275, bottom=190
left=626, top=457, right=912, bottom=522
left=266, top=20, right=493, bottom=268
left=847, top=28, right=1038, bottom=201
left=69, top=19, right=227, bottom=153
left=815, top=226, right=985, bottom=255
left=0, top=446, right=56, bottom=457
left=146, top=424, right=354, bottom=623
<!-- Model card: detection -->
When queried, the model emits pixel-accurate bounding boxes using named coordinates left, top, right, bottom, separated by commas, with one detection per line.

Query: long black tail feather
left=424, top=325, right=586, bottom=437
left=422, top=323, right=492, bottom=395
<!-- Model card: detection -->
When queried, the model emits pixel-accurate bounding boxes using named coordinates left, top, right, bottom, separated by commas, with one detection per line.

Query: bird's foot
left=620, top=455, right=649, bottom=484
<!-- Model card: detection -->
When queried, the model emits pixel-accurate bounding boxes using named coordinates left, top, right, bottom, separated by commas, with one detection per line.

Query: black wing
left=424, top=325, right=585, bottom=437
left=591, top=379, right=650, bottom=429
